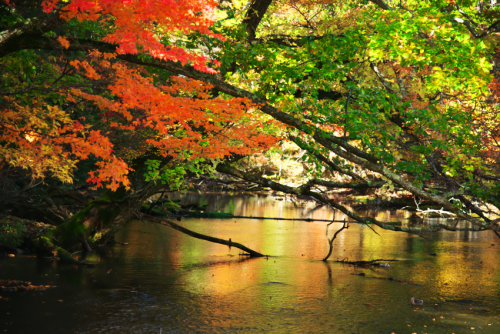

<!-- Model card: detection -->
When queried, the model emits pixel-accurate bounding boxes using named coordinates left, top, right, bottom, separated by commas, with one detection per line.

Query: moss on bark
left=34, top=186, right=142, bottom=263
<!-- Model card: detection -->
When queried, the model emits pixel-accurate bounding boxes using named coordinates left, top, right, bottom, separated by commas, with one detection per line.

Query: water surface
left=1, top=193, right=500, bottom=333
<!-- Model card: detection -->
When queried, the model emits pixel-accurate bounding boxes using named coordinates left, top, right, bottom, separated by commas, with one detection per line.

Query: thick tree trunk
left=34, top=186, right=150, bottom=263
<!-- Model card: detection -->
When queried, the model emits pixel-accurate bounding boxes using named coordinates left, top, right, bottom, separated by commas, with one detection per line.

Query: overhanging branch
left=214, top=163, right=452, bottom=235
left=4, top=36, right=492, bottom=229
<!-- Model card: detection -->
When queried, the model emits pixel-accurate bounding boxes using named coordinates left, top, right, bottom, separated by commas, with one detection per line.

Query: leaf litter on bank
left=0, top=279, right=56, bottom=292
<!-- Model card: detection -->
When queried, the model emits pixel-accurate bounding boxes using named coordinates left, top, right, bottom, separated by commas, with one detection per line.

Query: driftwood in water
left=336, top=259, right=398, bottom=266
left=143, top=214, right=264, bottom=257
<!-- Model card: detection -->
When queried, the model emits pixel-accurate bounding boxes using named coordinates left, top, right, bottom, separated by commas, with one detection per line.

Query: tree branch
left=242, top=0, right=273, bottom=41
left=4, top=37, right=492, bottom=229
left=313, top=180, right=385, bottom=189
left=323, top=220, right=348, bottom=261
left=368, top=0, right=393, bottom=10
left=215, top=163, right=497, bottom=234
left=289, top=135, right=367, bottom=182
left=143, top=214, right=265, bottom=257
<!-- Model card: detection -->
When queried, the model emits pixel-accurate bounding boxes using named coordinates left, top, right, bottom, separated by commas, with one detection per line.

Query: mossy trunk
left=35, top=186, right=148, bottom=263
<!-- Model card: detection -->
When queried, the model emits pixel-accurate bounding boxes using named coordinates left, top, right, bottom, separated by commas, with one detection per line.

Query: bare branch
left=323, top=219, right=348, bottom=261
left=370, top=63, right=395, bottom=94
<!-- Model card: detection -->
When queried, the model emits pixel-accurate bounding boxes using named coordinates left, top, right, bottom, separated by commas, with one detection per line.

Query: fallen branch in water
left=185, top=212, right=492, bottom=233
left=184, top=212, right=401, bottom=225
left=323, top=218, right=349, bottom=262
left=185, top=211, right=352, bottom=222
left=142, top=214, right=265, bottom=257
left=336, top=259, right=398, bottom=266
left=215, top=164, right=500, bottom=235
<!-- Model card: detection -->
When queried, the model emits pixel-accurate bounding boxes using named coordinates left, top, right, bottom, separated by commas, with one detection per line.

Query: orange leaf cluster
left=42, top=0, right=223, bottom=72
left=68, top=52, right=279, bottom=164
left=0, top=98, right=131, bottom=189
left=57, top=36, right=70, bottom=49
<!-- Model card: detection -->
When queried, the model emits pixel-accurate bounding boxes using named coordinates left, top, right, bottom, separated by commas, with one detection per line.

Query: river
left=1, top=192, right=500, bottom=333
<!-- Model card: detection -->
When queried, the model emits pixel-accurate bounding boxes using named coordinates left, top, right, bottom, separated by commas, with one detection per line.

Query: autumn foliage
left=67, top=51, right=278, bottom=189
left=0, top=0, right=279, bottom=190
left=42, top=0, right=222, bottom=72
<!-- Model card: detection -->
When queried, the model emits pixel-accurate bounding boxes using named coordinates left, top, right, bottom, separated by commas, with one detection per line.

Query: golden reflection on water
left=112, top=193, right=500, bottom=333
